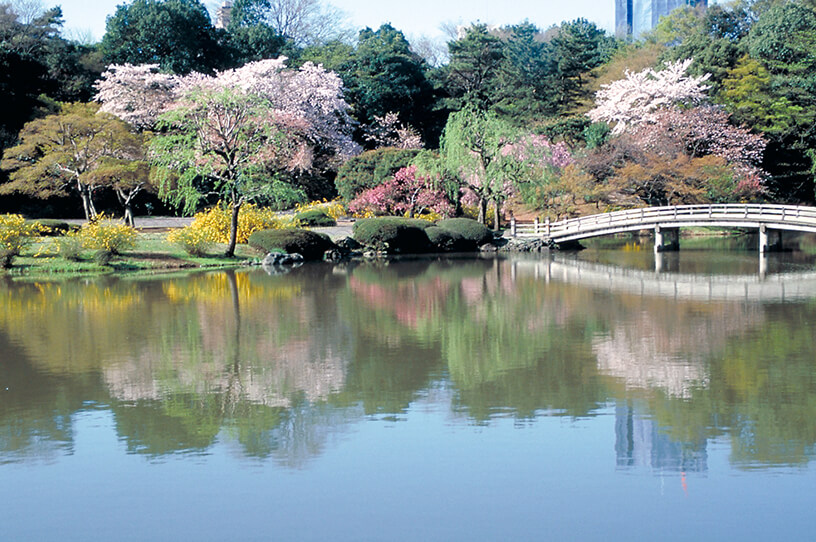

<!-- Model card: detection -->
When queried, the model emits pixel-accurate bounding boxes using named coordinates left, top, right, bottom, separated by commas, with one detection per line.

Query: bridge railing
left=512, top=204, right=816, bottom=239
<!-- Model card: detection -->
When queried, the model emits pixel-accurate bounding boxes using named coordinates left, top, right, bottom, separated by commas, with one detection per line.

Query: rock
left=497, top=238, right=556, bottom=253
left=262, top=252, right=305, bottom=266
left=323, top=249, right=346, bottom=262
left=336, top=237, right=363, bottom=251
left=479, top=243, right=498, bottom=253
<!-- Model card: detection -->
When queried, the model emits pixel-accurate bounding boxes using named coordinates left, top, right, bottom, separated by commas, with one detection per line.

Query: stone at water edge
left=262, top=252, right=305, bottom=266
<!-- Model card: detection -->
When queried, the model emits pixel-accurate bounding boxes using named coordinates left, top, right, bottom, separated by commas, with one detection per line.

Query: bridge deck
left=512, top=204, right=816, bottom=243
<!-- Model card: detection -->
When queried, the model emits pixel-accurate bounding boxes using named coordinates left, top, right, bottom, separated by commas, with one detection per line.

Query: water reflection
left=1, top=252, right=816, bottom=470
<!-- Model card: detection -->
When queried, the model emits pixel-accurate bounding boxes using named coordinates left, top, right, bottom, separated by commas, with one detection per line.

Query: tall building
left=214, top=1, right=233, bottom=30
left=615, top=0, right=707, bottom=38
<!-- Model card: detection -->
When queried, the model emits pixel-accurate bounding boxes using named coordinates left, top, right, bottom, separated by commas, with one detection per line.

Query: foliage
left=293, top=198, right=345, bottom=220
left=183, top=204, right=292, bottom=245
left=439, top=107, right=519, bottom=226
left=76, top=214, right=137, bottom=255
left=247, top=227, right=334, bottom=260
left=0, top=102, right=146, bottom=220
left=352, top=216, right=433, bottom=253
left=549, top=18, right=617, bottom=111
left=166, top=226, right=215, bottom=256
left=100, top=0, right=223, bottom=75
left=334, top=147, right=420, bottom=202
left=294, top=208, right=336, bottom=226
left=342, top=24, right=436, bottom=142
left=0, top=213, right=47, bottom=267
left=434, top=218, right=493, bottom=247
left=348, top=165, right=454, bottom=219
left=441, top=24, right=504, bottom=112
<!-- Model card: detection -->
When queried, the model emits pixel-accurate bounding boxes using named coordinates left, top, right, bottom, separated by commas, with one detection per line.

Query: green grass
left=3, top=232, right=263, bottom=277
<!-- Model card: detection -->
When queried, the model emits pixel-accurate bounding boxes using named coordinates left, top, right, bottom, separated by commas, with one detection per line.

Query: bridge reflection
left=511, top=254, right=816, bottom=302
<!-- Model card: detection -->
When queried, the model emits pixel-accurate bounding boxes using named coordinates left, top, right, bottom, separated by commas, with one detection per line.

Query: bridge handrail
left=513, top=204, right=816, bottom=238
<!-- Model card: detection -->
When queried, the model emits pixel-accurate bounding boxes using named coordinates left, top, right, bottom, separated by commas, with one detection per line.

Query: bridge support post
left=510, top=217, right=517, bottom=237
left=759, top=224, right=782, bottom=253
left=654, top=225, right=679, bottom=253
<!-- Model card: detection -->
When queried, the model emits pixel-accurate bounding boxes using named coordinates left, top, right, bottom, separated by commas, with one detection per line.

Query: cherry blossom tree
left=95, top=57, right=359, bottom=159
left=94, top=63, right=182, bottom=130
left=588, top=59, right=711, bottom=135
left=348, top=165, right=453, bottom=218
left=151, top=85, right=311, bottom=257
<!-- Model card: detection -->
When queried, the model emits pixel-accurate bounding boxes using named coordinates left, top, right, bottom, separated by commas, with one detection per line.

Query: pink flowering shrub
left=349, top=166, right=454, bottom=218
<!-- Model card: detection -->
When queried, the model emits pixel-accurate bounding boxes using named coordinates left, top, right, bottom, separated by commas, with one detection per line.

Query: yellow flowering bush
left=171, top=204, right=297, bottom=252
left=167, top=226, right=214, bottom=256
left=294, top=198, right=346, bottom=220
left=79, top=214, right=137, bottom=255
left=0, top=214, right=48, bottom=267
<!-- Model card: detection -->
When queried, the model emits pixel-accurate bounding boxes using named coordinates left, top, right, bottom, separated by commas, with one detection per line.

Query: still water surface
left=2, top=245, right=816, bottom=541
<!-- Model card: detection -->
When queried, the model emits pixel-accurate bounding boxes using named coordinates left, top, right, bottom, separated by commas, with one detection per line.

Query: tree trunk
left=78, top=180, right=96, bottom=221
left=478, top=197, right=487, bottom=225
left=226, top=201, right=241, bottom=257
left=493, top=199, right=501, bottom=231
left=124, top=205, right=134, bottom=227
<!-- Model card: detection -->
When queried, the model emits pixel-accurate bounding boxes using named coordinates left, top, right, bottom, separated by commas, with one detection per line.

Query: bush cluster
left=0, top=214, right=48, bottom=267
left=352, top=217, right=433, bottom=253
left=295, top=208, right=337, bottom=227
left=293, top=199, right=346, bottom=220
left=435, top=218, right=494, bottom=247
left=78, top=215, right=137, bottom=255
left=248, top=228, right=336, bottom=261
left=352, top=216, right=493, bottom=253
left=168, top=204, right=298, bottom=255
left=187, top=204, right=295, bottom=245
left=166, top=227, right=214, bottom=256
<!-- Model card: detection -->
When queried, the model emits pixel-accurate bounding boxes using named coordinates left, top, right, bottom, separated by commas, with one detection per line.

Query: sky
left=49, top=0, right=617, bottom=43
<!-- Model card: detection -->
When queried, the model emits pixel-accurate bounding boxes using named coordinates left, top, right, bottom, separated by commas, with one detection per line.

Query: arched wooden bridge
left=510, top=204, right=816, bottom=252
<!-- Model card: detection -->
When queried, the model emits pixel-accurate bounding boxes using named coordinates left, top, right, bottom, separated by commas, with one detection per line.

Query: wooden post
left=510, top=217, right=517, bottom=237
left=534, top=217, right=540, bottom=235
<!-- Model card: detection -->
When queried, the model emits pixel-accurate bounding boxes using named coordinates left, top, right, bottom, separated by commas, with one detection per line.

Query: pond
left=2, top=242, right=816, bottom=541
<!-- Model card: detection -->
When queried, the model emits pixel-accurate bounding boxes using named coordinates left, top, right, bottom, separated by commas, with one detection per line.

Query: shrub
left=352, top=217, right=432, bottom=253
left=425, top=226, right=466, bottom=252
left=0, top=214, right=47, bottom=268
left=435, top=218, right=494, bottom=248
left=294, top=199, right=346, bottom=220
left=79, top=216, right=136, bottom=255
left=295, top=208, right=337, bottom=227
left=348, top=165, right=454, bottom=219
left=52, top=233, right=84, bottom=261
left=248, top=228, right=336, bottom=260
left=167, top=226, right=215, bottom=256
left=28, top=220, right=78, bottom=237
left=187, top=204, right=295, bottom=245
left=335, top=147, right=421, bottom=202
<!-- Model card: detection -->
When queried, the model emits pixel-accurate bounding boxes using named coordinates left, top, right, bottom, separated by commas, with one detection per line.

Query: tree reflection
left=1, top=258, right=816, bottom=469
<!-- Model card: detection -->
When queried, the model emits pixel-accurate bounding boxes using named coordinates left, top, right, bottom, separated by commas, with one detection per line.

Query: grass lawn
left=4, top=232, right=263, bottom=278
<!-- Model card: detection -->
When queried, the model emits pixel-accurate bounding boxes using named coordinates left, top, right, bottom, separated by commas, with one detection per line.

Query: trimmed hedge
left=335, top=147, right=421, bottom=202
left=352, top=217, right=432, bottom=253
left=435, top=218, right=493, bottom=248
left=295, top=208, right=337, bottom=227
left=425, top=226, right=467, bottom=252
left=248, top=228, right=336, bottom=261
